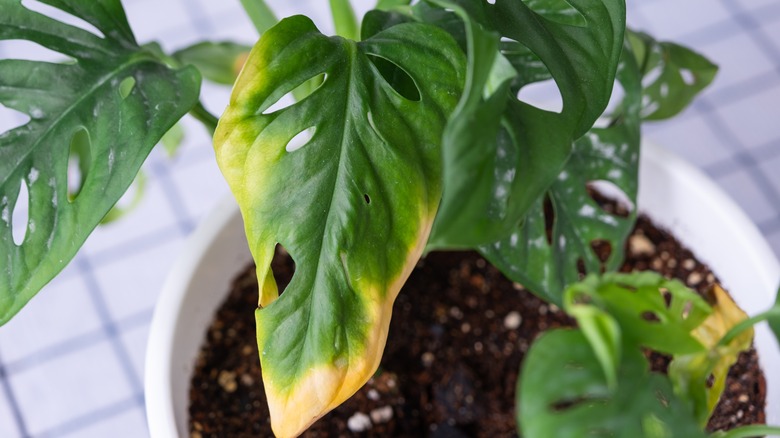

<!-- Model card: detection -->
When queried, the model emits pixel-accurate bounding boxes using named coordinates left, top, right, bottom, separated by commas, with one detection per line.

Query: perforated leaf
left=214, top=16, right=463, bottom=437
left=427, top=0, right=626, bottom=248
left=480, top=38, right=641, bottom=302
left=0, top=0, right=200, bottom=323
left=627, top=30, right=718, bottom=121
left=520, top=329, right=707, bottom=438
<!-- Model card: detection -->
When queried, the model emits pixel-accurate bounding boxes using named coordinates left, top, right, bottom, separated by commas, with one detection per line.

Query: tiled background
left=0, top=0, right=778, bottom=436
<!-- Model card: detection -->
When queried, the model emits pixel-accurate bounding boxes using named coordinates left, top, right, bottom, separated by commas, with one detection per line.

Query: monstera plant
left=1, top=0, right=779, bottom=437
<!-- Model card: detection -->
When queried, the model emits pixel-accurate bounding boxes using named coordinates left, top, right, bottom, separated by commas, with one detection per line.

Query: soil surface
left=188, top=214, right=767, bottom=437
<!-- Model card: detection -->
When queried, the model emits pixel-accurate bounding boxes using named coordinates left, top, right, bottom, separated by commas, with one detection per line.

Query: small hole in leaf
left=587, top=180, right=634, bottom=216
left=517, top=79, right=564, bottom=113
left=543, top=195, right=555, bottom=245
left=551, top=395, right=608, bottom=412
left=363, top=194, right=371, bottom=205
left=22, top=0, right=106, bottom=38
left=11, top=179, right=30, bottom=246
left=367, top=55, right=421, bottom=102
left=593, top=80, right=626, bottom=128
left=261, top=73, right=327, bottom=115
left=0, top=39, right=76, bottom=64
left=576, top=258, right=586, bottom=278
left=272, top=244, right=295, bottom=297
left=0, top=104, right=31, bottom=134
left=641, top=311, right=661, bottom=323
left=285, top=127, right=316, bottom=153
left=681, top=300, right=693, bottom=319
left=68, top=128, right=91, bottom=202
left=118, top=77, right=136, bottom=99
left=590, top=239, right=612, bottom=267
left=680, top=68, right=695, bottom=86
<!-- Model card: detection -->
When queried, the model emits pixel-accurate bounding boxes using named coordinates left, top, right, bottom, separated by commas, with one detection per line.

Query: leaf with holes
left=426, top=0, right=626, bottom=248
left=564, top=272, right=712, bottom=355
left=669, top=284, right=753, bottom=425
left=519, top=329, right=707, bottom=438
left=480, top=37, right=642, bottom=302
left=627, top=30, right=717, bottom=121
left=213, top=16, right=463, bottom=437
left=0, top=0, right=200, bottom=323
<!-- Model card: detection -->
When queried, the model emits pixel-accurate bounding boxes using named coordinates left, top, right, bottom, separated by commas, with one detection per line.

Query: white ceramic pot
left=145, top=142, right=780, bottom=437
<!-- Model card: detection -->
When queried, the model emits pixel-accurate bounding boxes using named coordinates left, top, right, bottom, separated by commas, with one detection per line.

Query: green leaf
left=566, top=302, right=621, bottom=389
left=213, top=16, right=464, bottom=437
left=480, top=37, right=642, bottom=302
left=0, top=0, right=200, bottom=323
left=523, top=0, right=587, bottom=27
left=519, top=329, right=707, bottom=438
left=566, top=272, right=711, bottom=355
left=427, top=0, right=626, bottom=248
left=375, top=0, right=411, bottom=11
left=173, top=41, right=251, bottom=85
left=627, top=30, right=718, bottom=121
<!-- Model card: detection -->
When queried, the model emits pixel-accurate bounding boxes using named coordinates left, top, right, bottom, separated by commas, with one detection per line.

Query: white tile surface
left=9, top=342, right=135, bottom=436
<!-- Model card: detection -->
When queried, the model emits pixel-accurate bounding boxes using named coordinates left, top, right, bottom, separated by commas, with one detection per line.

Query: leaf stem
left=190, top=102, right=219, bottom=135
left=239, top=0, right=278, bottom=36
left=717, top=307, right=780, bottom=347
left=329, top=0, right=359, bottom=40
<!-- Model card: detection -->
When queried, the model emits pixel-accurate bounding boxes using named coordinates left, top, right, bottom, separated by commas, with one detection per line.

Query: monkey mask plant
left=1, top=0, right=779, bottom=437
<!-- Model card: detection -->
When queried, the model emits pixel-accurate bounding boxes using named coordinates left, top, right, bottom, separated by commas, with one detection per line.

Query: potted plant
left=1, top=0, right=778, bottom=437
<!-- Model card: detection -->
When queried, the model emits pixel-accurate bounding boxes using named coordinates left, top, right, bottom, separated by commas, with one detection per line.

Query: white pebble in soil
left=367, top=389, right=380, bottom=401
left=347, top=412, right=372, bottom=432
left=370, top=406, right=394, bottom=424
left=503, top=311, right=522, bottom=330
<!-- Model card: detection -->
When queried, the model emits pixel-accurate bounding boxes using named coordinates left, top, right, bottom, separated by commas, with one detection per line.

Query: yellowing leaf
left=670, top=284, right=753, bottom=425
left=214, top=16, right=463, bottom=437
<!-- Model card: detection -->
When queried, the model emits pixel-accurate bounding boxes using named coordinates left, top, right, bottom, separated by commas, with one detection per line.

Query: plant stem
left=329, top=0, right=359, bottom=40
left=718, top=307, right=780, bottom=347
left=190, top=102, right=219, bottom=135
left=239, top=0, right=278, bottom=36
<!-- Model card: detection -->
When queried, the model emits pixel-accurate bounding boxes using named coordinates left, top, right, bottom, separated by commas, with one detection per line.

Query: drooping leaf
left=669, top=284, right=753, bottom=425
left=480, top=37, right=642, bottom=302
left=0, top=0, right=200, bottom=323
left=214, top=16, right=464, bottom=437
left=519, top=329, right=707, bottom=438
left=426, top=0, right=626, bottom=248
left=627, top=30, right=718, bottom=121
left=172, top=41, right=251, bottom=85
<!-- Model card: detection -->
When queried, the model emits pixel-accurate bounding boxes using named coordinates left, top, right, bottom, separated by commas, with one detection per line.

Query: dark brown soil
left=188, top=215, right=767, bottom=437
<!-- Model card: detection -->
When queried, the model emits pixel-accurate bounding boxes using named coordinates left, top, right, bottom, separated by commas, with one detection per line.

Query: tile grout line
left=74, top=256, right=145, bottom=404
left=35, top=394, right=143, bottom=438
left=0, top=350, right=30, bottom=438
left=4, top=307, right=154, bottom=376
